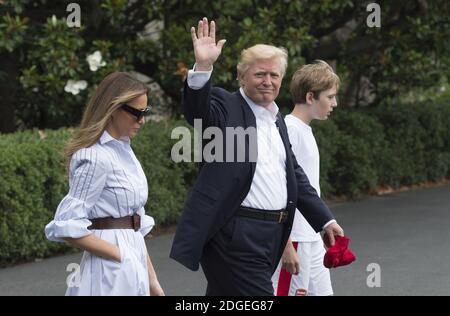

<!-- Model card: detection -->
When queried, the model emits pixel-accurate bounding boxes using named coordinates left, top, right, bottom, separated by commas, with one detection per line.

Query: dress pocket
left=115, top=233, right=149, bottom=295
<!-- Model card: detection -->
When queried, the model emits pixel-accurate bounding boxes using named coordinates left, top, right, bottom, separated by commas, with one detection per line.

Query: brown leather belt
left=236, top=206, right=288, bottom=224
left=88, top=214, right=141, bottom=232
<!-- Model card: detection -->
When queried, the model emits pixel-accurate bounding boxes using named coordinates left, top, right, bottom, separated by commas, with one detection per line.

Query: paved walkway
left=1, top=185, right=449, bottom=295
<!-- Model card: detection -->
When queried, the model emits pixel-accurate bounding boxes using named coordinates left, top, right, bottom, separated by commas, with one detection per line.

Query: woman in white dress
left=45, top=72, right=164, bottom=296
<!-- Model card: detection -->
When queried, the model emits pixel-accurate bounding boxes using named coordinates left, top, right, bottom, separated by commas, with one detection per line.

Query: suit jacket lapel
left=275, top=112, right=297, bottom=207
left=275, top=112, right=292, bottom=170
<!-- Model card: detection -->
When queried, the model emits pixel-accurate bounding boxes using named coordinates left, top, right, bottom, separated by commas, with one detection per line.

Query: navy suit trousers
left=200, top=214, right=285, bottom=296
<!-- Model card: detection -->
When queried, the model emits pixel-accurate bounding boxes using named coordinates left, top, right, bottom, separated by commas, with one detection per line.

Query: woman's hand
left=111, top=245, right=121, bottom=263
left=149, top=279, right=165, bottom=296
left=147, top=254, right=164, bottom=295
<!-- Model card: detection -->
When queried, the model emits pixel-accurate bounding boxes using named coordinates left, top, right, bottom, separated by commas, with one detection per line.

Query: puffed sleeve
left=136, top=206, right=155, bottom=237
left=45, top=147, right=107, bottom=242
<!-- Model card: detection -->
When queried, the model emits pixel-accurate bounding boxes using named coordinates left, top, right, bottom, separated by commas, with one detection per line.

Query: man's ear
left=306, top=91, right=315, bottom=105
left=237, top=74, right=244, bottom=87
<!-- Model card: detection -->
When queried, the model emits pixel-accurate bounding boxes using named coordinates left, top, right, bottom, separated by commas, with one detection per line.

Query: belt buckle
left=278, top=212, right=285, bottom=224
left=132, top=215, right=140, bottom=232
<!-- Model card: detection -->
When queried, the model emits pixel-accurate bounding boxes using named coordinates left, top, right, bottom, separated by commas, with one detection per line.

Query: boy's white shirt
left=285, top=114, right=322, bottom=242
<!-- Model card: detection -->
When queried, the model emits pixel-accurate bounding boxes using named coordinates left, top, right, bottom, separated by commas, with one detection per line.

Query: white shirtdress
left=45, top=130, right=155, bottom=296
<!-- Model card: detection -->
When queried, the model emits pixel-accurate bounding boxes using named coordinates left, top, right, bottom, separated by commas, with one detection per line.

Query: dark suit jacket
left=170, top=79, right=335, bottom=271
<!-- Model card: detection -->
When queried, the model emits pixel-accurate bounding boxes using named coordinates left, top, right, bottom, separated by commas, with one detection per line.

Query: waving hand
left=191, top=17, right=226, bottom=71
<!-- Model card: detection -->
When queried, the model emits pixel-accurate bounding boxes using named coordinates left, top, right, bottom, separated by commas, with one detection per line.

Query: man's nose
left=262, top=74, right=272, bottom=85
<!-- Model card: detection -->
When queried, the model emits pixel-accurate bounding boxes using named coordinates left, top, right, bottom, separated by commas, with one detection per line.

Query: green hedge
left=314, top=101, right=450, bottom=196
left=0, top=138, right=69, bottom=264
left=0, top=101, right=449, bottom=265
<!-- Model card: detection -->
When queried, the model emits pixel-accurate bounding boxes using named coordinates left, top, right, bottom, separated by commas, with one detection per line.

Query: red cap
left=323, top=235, right=356, bottom=269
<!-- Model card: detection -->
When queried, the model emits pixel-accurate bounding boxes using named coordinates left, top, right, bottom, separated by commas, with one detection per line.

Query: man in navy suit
left=170, top=17, right=344, bottom=296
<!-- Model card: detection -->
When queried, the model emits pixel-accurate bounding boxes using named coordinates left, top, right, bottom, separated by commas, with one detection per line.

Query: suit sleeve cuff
left=322, top=219, right=337, bottom=231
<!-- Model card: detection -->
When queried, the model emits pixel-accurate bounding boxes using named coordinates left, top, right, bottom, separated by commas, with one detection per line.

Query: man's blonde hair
left=290, top=60, right=340, bottom=104
left=237, top=44, right=288, bottom=78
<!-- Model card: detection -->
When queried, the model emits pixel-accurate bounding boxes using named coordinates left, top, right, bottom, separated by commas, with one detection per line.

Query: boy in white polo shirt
left=272, top=60, right=340, bottom=296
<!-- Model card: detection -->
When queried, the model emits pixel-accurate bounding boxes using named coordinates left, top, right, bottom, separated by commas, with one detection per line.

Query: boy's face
left=309, top=85, right=338, bottom=120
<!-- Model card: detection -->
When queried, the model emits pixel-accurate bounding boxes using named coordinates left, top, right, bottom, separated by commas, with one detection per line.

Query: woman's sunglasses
left=121, top=104, right=151, bottom=121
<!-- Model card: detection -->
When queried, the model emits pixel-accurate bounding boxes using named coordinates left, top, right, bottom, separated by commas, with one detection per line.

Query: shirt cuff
left=187, top=64, right=213, bottom=90
left=322, top=219, right=337, bottom=231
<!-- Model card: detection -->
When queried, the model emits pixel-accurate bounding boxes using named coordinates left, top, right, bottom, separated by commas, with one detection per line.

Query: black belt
left=236, top=206, right=288, bottom=224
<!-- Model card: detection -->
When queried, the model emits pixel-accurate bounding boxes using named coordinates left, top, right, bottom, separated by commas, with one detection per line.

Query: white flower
left=149, top=82, right=160, bottom=91
left=51, top=15, right=57, bottom=26
left=86, top=51, right=106, bottom=72
left=139, top=20, right=164, bottom=42
left=64, top=80, right=88, bottom=95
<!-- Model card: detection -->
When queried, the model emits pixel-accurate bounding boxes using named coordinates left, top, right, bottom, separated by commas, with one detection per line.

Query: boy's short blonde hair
left=237, top=44, right=288, bottom=78
left=290, top=60, right=340, bottom=104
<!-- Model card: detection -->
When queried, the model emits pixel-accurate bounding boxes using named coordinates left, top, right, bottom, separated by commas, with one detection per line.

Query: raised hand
left=191, top=17, right=226, bottom=71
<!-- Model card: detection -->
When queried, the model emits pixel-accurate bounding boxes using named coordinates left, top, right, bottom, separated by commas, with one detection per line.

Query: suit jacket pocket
left=218, top=215, right=238, bottom=246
